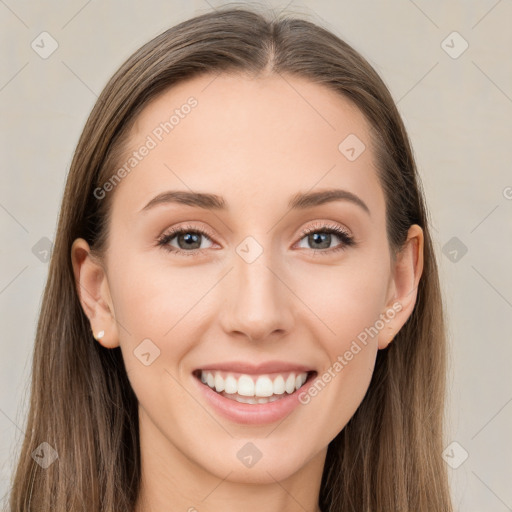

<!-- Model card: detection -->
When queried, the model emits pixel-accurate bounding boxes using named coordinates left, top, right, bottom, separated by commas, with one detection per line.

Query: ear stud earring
left=94, top=330, right=105, bottom=340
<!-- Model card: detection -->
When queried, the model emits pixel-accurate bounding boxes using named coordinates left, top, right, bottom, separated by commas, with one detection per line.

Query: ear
left=377, top=224, right=424, bottom=350
left=71, top=238, right=119, bottom=349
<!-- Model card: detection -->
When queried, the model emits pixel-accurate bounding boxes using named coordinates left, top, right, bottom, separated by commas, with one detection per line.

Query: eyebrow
left=139, top=188, right=370, bottom=215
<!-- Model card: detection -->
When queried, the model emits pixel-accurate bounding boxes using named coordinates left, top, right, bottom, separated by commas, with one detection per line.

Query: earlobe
left=71, top=238, right=120, bottom=349
left=377, top=224, right=424, bottom=350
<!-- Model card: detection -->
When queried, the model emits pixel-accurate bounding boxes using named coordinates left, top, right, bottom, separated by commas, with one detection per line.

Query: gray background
left=1, top=1, right=511, bottom=510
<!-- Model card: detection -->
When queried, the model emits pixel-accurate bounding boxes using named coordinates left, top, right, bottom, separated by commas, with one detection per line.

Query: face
left=73, top=73, right=422, bottom=488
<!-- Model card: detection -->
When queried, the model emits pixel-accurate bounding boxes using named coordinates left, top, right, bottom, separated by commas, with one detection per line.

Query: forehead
left=110, top=72, right=383, bottom=218
left=129, top=72, right=371, bottom=151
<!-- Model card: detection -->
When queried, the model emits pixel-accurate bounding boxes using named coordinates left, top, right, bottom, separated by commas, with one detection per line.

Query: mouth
left=192, top=369, right=317, bottom=405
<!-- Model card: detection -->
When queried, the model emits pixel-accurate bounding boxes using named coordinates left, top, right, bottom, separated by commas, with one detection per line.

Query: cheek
left=110, top=251, right=203, bottom=332
left=107, top=253, right=210, bottom=382
left=295, top=265, right=385, bottom=441
left=111, top=243, right=391, bottom=369
left=110, top=259, right=202, bottom=424
left=291, top=256, right=390, bottom=346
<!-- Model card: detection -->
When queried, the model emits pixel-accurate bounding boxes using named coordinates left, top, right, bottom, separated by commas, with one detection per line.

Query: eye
left=295, top=221, right=355, bottom=255
left=157, top=221, right=356, bottom=257
left=157, top=223, right=216, bottom=257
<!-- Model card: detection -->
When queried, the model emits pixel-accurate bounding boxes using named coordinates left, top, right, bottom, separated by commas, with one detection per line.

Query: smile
left=195, top=370, right=312, bottom=404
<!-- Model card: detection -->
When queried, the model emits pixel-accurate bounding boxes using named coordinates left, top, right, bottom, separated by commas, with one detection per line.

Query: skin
left=71, top=73, right=423, bottom=512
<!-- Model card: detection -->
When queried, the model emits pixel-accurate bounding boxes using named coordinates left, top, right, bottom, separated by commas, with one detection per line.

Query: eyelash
left=156, top=221, right=356, bottom=258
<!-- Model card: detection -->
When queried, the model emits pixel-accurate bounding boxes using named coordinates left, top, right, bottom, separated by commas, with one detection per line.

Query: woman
left=8, top=6, right=453, bottom=511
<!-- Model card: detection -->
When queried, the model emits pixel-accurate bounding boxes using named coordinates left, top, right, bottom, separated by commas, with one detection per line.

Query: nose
left=218, top=247, right=294, bottom=343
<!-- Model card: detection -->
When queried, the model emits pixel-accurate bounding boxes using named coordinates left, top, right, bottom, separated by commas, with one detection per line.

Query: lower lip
left=193, top=373, right=317, bottom=425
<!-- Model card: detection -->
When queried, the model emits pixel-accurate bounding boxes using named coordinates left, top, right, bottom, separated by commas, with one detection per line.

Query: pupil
left=310, top=233, right=330, bottom=249
left=180, top=233, right=200, bottom=249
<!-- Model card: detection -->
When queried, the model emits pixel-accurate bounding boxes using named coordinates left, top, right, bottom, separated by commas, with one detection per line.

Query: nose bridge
left=220, top=235, right=293, bottom=341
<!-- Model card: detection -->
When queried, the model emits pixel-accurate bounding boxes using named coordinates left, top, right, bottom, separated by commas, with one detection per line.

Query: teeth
left=199, top=370, right=310, bottom=398
left=273, top=375, right=285, bottom=394
left=214, top=373, right=224, bottom=392
left=254, top=376, right=274, bottom=397
left=285, top=374, right=296, bottom=394
left=221, top=392, right=288, bottom=404
left=224, top=375, right=237, bottom=394
left=238, top=375, right=255, bottom=396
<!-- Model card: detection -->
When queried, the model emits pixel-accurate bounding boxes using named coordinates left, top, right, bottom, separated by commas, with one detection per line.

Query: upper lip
left=194, top=361, right=315, bottom=375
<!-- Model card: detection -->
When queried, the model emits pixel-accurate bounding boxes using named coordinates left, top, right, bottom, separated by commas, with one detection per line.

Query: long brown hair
left=7, top=6, right=452, bottom=511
